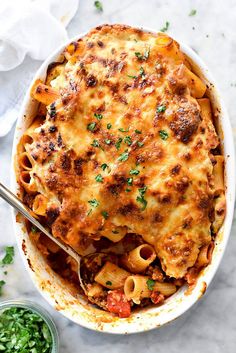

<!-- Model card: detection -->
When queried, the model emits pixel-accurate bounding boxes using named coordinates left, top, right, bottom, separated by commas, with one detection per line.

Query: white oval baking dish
left=11, top=26, right=235, bottom=334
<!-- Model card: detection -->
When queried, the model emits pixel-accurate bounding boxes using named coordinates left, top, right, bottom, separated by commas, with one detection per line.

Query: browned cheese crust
left=19, top=25, right=222, bottom=278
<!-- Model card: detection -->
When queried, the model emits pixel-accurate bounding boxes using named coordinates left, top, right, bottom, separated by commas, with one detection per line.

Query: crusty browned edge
left=88, top=23, right=158, bottom=36
left=68, top=23, right=159, bottom=47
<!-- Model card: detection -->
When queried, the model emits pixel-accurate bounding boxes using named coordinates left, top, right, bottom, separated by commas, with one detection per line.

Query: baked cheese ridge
left=28, top=25, right=219, bottom=278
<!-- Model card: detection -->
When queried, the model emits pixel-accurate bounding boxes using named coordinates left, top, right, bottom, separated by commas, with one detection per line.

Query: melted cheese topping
left=25, top=25, right=220, bottom=278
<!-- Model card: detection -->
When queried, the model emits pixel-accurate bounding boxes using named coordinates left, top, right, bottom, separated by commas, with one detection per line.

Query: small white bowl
left=11, top=26, right=235, bottom=334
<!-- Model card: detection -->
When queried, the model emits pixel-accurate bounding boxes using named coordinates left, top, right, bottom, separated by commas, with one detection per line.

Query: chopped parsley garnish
left=101, top=163, right=108, bottom=171
left=125, top=188, right=131, bottom=192
left=107, top=123, right=112, bottom=129
left=0, top=280, right=5, bottom=296
left=128, top=64, right=147, bottom=78
left=146, top=278, right=155, bottom=291
left=1, top=246, right=14, bottom=265
left=140, top=66, right=145, bottom=77
left=139, top=186, right=147, bottom=195
left=0, top=307, right=53, bottom=352
left=135, top=129, right=142, bottom=134
left=137, top=141, right=144, bottom=147
left=106, top=281, right=112, bottom=286
left=87, top=122, right=96, bottom=131
left=91, top=139, right=104, bottom=150
left=135, top=47, right=150, bottom=61
left=87, top=209, right=92, bottom=216
left=159, top=130, right=169, bottom=140
left=144, top=47, right=150, bottom=60
left=127, top=177, right=133, bottom=186
left=130, top=169, right=140, bottom=175
left=94, top=1, right=103, bottom=11
left=127, top=74, right=137, bottom=79
left=135, top=52, right=143, bottom=60
left=137, top=195, right=147, bottom=210
left=160, top=21, right=170, bottom=32
left=88, top=199, right=99, bottom=208
left=118, top=150, right=129, bottom=162
left=189, top=9, right=197, bottom=16
left=3, top=271, right=7, bottom=275
left=118, top=127, right=129, bottom=132
left=91, top=139, right=100, bottom=147
left=115, top=137, right=123, bottom=150
left=31, top=226, right=37, bottom=233
left=136, top=186, right=148, bottom=210
left=104, top=139, right=111, bottom=145
left=156, top=105, right=166, bottom=113
left=124, top=136, right=132, bottom=146
left=94, top=113, right=103, bottom=120
left=95, top=174, right=103, bottom=183
left=101, top=211, right=109, bottom=219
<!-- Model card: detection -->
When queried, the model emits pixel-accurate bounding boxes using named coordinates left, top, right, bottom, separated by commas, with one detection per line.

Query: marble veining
left=0, top=0, right=236, bottom=352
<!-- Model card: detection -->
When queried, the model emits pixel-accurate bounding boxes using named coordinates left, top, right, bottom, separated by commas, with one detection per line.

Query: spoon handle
left=0, top=182, right=80, bottom=263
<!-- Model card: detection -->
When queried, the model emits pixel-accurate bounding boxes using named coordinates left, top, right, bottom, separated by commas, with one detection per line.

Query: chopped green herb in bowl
left=0, top=301, right=59, bottom=353
left=0, top=280, right=5, bottom=296
left=1, top=246, right=14, bottom=265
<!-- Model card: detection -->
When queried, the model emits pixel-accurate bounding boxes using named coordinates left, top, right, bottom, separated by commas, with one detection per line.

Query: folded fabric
left=0, top=0, right=79, bottom=137
left=0, top=0, right=79, bottom=71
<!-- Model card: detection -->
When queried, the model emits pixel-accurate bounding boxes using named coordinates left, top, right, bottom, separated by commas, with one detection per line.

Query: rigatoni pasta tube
left=94, top=261, right=130, bottom=289
left=32, top=194, right=48, bottom=216
left=31, top=79, right=60, bottom=106
left=213, top=155, right=224, bottom=196
left=153, top=282, right=176, bottom=296
left=26, top=117, right=44, bottom=133
left=18, top=119, right=43, bottom=153
left=155, top=34, right=185, bottom=63
left=19, top=171, right=37, bottom=193
left=182, top=66, right=206, bottom=98
left=18, top=134, right=33, bottom=154
left=212, top=193, right=226, bottom=234
left=198, top=98, right=219, bottom=149
left=46, top=64, right=64, bottom=85
left=198, top=98, right=211, bottom=121
left=186, top=68, right=206, bottom=98
left=196, top=242, right=214, bottom=268
left=64, top=40, right=86, bottom=61
left=124, top=275, right=151, bottom=304
left=18, top=152, right=33, bottom=171
left=100, top=227, right=126, bottom=243
left=87, top=283, right=104, bottom=298
left=121, top=244, right=156, bottom=273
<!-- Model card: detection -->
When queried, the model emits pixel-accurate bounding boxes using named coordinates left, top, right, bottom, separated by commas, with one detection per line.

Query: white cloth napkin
left=0, top=0, right=79, bottom=137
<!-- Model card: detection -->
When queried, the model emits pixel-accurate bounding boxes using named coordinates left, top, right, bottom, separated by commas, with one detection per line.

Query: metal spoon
left=0, top=182, right=104, bottom=295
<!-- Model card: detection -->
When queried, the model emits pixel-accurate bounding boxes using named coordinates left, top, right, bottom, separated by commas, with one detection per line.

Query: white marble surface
left=0, top=0, right=236, bottom=352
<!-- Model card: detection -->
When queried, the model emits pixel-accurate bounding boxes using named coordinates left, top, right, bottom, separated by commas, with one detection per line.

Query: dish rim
left=10, top=25, right=236, bottom=334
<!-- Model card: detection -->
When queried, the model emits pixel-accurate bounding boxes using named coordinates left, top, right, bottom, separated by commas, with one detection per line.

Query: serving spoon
left=0, top=182, right=105, bottom=296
